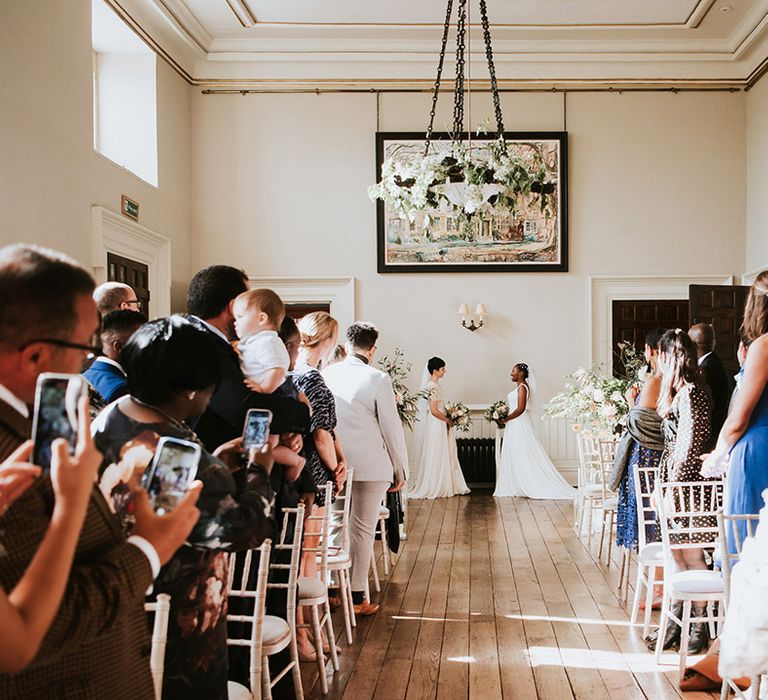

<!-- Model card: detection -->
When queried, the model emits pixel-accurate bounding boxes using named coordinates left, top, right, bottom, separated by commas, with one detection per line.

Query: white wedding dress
left=408, top=379, right=471, bottom=499
left=494, top=384, right=575, bottom=499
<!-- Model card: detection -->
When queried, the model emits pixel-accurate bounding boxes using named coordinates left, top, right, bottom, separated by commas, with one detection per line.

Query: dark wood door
left=689, top=284, right=749, bottom=376
left=107, top=252, right=150, bottom=316
left=284, top=303, right=331, bottom=321
left=611, top=300, right=689, bottom=376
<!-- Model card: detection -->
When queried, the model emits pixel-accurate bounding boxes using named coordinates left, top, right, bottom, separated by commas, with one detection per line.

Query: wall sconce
left=458, top=303, right=487, bottom=332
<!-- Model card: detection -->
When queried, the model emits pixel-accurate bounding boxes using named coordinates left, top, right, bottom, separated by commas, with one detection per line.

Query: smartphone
left=31, top=373, right=87, bottom=472
left=142, top=436, right=201, bottom=515
left=243, top=408, right=272, bottom=451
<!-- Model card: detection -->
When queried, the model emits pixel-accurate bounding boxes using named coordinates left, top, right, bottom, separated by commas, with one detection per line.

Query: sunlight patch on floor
left=526, top=646, right=699, bottom=672
left=505, top=612, right=634, bottom=627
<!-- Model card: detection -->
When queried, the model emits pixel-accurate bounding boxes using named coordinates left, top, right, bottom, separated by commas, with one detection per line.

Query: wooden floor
left=298, top=492, right=720, bottom=700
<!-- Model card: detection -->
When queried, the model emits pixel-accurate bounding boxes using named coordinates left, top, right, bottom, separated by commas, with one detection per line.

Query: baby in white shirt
left=233, top=288, right=290, bottom=394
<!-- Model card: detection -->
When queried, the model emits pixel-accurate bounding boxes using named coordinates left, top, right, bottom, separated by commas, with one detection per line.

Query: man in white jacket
left=322, top=321, right=407, bottom=615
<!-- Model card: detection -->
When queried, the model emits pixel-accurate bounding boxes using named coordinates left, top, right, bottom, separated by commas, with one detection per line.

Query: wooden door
left=689, top=284, right=749, bottom=376
left=284, top=303, right=331, bottom=321
left=107, top=252, right=150, bottom=316
left=611, top=300, right=689, bottom=376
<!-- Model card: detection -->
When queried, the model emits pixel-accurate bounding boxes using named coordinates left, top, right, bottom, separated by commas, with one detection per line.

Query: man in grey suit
left=323, top=322, right=407, bottom=615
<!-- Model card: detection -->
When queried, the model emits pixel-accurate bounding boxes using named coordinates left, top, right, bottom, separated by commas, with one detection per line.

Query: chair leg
left=323, top=599, right=340, bottom=671
left=678, top=601, right=692, bottom=682
left=598, top=511, right=607, bottom=560
left=338, top=569, right=354, bottom=646
left=345, top=569, right=357, bottom=629
left=707, top=601, right=717, bottom=639
left=655, top=592, right=672, bottom=664
left=263, top=655, right=273, bottom=700
left=720, top=678, right=730, bottom=700
left=643, top=569, right=656, bottom=639
left=310, top=604, right=328, bottom=695
left=617, top=548, right=626, bottom=592
left=605, top=511, right=615, bottom=568
left=380, top=519, right=391, bottom=576
left=370, top=546, right=381, bottom=593
left=630, top=563, right=644, bottom=628
left=586, top=500, right=594, bottom=546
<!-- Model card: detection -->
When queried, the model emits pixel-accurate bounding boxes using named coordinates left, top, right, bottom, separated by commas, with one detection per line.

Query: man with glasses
left=0, top=244, right=199, bottom=698
left=93, top=280, right=141, bottom=316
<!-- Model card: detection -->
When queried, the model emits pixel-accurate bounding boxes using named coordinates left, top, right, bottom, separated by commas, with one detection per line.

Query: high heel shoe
left=644, top=601, right=683, bottom=652
left=686, top=605, right=710, bottom=655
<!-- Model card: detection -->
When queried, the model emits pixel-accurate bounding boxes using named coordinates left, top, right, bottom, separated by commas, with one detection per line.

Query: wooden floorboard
left=292, top=492, right=719, bottom=700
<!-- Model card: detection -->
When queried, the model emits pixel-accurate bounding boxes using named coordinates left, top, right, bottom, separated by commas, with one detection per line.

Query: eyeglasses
left=124, top=299, right=140, bottom=307
left=19, top=338, right=102, bottom=358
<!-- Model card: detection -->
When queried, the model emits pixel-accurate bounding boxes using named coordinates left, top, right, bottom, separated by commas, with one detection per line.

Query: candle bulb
left=458, top=303, right=469, bottom=317
left=475, top=303, right=487, bottom=318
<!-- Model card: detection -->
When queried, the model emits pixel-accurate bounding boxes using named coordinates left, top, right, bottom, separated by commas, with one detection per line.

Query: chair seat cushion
left=263, top=615, right=291, bottom=646
left=603, top=497, right=618, bottom=510
left=669, top=570, right=725, bottom=596
left=581, top=485, right=613, bottom=498
left=298, top=576, right=327, bottom=600
left=638, top=542, right=664, bottom=565
left=379, top=506, right=390, bottom=518
left=228, top=681, right=252, bottom=700
left=325, top=551, right=351, bottom=567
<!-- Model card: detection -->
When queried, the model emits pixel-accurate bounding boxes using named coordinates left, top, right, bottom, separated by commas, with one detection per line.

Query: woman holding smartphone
left=92, top=316, right=276, bottom=700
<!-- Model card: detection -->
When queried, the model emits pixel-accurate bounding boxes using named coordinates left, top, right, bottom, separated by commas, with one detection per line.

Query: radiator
left=456, top=437, right=496, bottom=487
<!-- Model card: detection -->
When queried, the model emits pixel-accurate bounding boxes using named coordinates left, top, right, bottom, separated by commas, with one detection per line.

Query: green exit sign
left=121, top=195, right=139, bottom=221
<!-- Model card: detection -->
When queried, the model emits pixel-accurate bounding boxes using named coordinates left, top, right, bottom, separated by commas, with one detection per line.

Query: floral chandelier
left=369, top=0, right=553, bottom=223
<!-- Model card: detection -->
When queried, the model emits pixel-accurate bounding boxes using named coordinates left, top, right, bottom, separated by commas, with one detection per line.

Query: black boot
left=644, top=601, right=683, bottom=652
left=686, top=604, right=710, bottom=655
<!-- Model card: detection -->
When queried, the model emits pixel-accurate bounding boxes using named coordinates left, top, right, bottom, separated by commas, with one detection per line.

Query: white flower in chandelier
left=592, top=389, right=605, bottom=403
left=610, top=391, right=624, bottom=404
left=599, top=403, right=618, bottom=418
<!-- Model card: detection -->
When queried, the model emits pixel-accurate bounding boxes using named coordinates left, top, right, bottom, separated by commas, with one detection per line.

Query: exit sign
left=121, top=195, right=139, bottom=221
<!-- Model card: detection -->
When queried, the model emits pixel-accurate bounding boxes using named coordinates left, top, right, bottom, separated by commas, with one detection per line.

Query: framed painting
left=375, top=131, right=568, bottom=273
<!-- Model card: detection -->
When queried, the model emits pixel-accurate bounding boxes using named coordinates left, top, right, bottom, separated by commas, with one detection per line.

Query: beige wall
left=746, top=78, right=768, bottom=276
left=0, top=0, right=193, bottom=309
left=190, top=90, right=746, bottom=403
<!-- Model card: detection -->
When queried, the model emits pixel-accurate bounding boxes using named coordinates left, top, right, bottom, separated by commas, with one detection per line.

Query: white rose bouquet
left=444, top=402, right=472, bottom=433
left=377, top=347, right=427, bottom=430
left=483, top=400, right=509, bottom=427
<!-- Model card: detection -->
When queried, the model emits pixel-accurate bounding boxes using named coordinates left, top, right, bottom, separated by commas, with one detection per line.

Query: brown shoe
left=353, top=601, right=380, bottom=616
left=328, top=596, right=342, bottom=611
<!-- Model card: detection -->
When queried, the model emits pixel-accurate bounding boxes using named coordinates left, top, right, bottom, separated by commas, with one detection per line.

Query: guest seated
left=92, top=315, right=277, bottom=700
left=83, top=309, right=146, bottom=404
left=0, top=244, right=200, bottom=698
left=233, top=288, right=291, bottom=395
left=92, top=280, right=140, bottom=316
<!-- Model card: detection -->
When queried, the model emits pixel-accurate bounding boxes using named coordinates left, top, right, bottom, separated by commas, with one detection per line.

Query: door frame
left=590, top=274, right=734, bottom=369
left=91, top=206, right=171, bottom=317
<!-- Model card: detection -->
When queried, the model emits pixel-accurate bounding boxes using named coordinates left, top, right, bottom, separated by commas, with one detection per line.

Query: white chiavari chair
left=369, top=501, right=393, bottom=594
left=326, top=466, right=356, bottom=645
left=574, top=431, right=600, bottom=534
left=717, top=510, right=763, bottom=700
left=226, top=540, right=272, bottom=700
left=144, top=593, right=171, bottom=700
left=654, top=481, right=726, bottom=681
left=629, top=464, right=664, bottom=637
left=298, top=482, right=340, bottom=695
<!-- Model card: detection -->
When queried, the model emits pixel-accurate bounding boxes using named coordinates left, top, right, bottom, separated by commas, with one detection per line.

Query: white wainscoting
left=405, top=403, right=578, bottom=486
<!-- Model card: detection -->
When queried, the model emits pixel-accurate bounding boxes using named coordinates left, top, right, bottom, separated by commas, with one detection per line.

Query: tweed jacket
left=0, top=398, right=156, bottom=699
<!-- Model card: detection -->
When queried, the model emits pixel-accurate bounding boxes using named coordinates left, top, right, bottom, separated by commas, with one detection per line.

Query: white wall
left=746, top=78, right=768, bottom=276
left=190, top=90, right=746, bottom=404
left=0, top=0, right=192, bottom=309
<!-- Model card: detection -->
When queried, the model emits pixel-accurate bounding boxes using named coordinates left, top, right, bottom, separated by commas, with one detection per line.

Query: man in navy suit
left=83, top=309, right=146, bottom=403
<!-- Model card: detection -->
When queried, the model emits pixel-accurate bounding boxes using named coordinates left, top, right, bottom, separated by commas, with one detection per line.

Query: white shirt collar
left=193, top=317, right=231, bottom=345
left=0, top=382, right=29, bottom=418
left=93, top=356, right=126, bottom=375
left=698, top=351, right=713, bottom=366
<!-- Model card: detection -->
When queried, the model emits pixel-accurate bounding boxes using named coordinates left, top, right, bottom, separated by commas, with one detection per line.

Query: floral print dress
left=93, top=401, right=275, bottom=700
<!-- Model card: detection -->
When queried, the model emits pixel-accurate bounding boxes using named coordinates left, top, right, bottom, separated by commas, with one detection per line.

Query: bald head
left=688, top=323, right=715, bottom=357
left=93, top=282, right=138, bottom=316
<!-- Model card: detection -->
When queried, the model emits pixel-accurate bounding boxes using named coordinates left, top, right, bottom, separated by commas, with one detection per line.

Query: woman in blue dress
left=614, top=328, right=666, bottom=551
left=703, top=271, right=768, bottom=551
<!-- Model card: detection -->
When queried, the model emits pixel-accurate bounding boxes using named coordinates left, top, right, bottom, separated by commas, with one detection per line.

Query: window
left=92, top=0, right=158, bottom=186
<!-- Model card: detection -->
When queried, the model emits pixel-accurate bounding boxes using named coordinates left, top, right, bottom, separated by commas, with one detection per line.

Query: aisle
left=299, top=493, right=719, bottom=700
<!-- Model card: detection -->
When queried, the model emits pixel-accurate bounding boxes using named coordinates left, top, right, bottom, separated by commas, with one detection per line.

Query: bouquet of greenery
left=484, top=400, right=509, bottom=427
left=444, top=401, right=472, bottom=433
left=377, top=347, right=427, bottom=430
left=545, top=342, right=647, bottom=434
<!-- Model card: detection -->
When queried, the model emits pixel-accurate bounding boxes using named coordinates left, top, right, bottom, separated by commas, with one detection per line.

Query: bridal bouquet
left=377, top=347, right=427, bottom=430
left=545, top=342, right=646, bottom=434
left=483, top=400, right=509, bottom=426
left=444, top=402, right=472, bottom=433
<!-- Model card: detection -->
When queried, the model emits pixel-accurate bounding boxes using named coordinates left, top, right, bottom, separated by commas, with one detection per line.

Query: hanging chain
left=479, top=0, right=505, bottom=148
left=423, top=0, right=454, bottom=156
left=452, top=0, right=467, bottom=139
left=563, top=90, right=568, bottom=132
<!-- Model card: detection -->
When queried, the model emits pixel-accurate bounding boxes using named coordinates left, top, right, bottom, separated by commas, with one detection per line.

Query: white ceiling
left=108, top=0, right=768, bottom=87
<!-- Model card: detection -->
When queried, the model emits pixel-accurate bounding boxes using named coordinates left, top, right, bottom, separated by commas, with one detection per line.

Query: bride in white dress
left=408, top=357, right=471, bottom=499
left=494, top=363, right=575, bottom=499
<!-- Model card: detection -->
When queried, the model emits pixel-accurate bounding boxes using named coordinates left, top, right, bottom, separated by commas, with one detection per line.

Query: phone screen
left=243, top=410, right=271, bottom=451
left=145, top=440, right=200, bottom=515
left=33, top=376, right=82, bottom=472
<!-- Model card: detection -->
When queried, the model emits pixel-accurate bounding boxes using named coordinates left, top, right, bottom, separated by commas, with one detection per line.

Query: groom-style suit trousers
left=349, top=480, right=390, bottom=592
